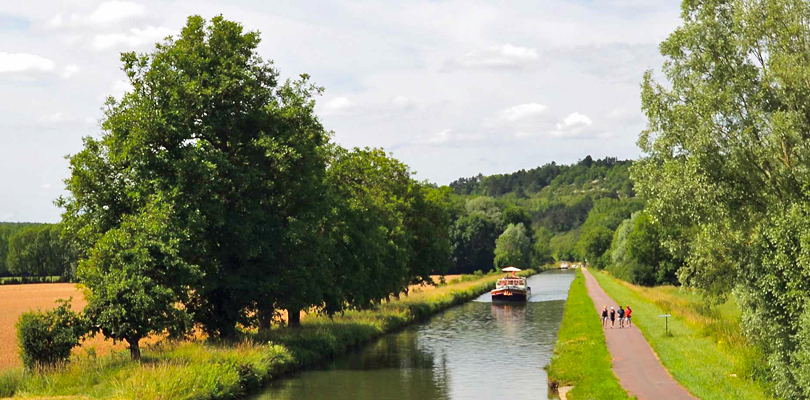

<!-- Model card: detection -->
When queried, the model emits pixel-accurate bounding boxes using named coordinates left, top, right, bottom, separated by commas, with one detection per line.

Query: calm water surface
left=252, top=269, right=575, bottom=400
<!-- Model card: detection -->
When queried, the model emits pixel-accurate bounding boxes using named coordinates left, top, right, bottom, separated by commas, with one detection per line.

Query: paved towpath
left=582, top=268, right=697, bottom=400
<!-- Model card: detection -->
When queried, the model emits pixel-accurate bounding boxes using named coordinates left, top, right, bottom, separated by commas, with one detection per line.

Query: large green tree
left=450, top=213, right=499, bottom=274
left=80, top=200, right=196, bottom=360
left=59, top=15, right=330, bottom=338
left=634, top=0, right=810, bottom=396
left=493, top=223, right=532, bottom=269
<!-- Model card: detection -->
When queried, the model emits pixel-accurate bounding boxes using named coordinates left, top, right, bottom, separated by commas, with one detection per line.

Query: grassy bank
left=547, top=268, right=630, bottom=400
left=0, top=270, right=534, bottom=400
left=590, top=270, right=773, bottom=400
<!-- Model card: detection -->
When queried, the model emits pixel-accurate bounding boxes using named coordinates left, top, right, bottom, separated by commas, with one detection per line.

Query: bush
left=16, top=299, right=85, bottom=369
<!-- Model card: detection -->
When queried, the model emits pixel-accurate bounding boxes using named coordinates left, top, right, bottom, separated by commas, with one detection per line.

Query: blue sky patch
left=0, top=14, right=30, bottom=31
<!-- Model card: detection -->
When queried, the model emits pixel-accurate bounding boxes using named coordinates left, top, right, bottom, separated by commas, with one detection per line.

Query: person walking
left=609, top=306, right=616, bottom=329
left=601, top=305, right=608, bottom=328
left=625, top=305, right=632, bottom=326
left=617, top=306, right=625, bottom=328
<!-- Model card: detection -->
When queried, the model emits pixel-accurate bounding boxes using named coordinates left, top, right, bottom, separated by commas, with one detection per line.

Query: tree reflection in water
left=251, top=270, right=575, bottom=400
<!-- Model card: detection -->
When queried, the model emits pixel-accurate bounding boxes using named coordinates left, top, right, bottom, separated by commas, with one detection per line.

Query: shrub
left=16, top=299, right=85, bottom=369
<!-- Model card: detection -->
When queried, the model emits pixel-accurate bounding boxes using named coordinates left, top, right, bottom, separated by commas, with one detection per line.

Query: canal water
left=251, top=269, right=575, bottom=400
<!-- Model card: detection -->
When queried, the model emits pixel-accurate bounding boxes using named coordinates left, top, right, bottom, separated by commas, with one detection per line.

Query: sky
left=0, top=0, right=683, bottom=223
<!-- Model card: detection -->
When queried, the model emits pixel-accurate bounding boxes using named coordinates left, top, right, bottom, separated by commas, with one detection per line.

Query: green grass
left=590, top=270, right=774, bottom=400
left=547, top=269, right=632, bottom=400
left=3, top=270, right=533, bottom=400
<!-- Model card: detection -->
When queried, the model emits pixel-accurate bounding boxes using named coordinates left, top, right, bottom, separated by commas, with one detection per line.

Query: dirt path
left=582, top=268, right=697, bottom=400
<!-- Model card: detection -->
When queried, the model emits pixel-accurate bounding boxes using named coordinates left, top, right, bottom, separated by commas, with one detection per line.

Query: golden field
left=0, top=275, right=463, bottom=370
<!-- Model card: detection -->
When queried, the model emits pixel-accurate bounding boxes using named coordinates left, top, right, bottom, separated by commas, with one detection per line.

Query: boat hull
left=491, top=288, right=531, bottom=302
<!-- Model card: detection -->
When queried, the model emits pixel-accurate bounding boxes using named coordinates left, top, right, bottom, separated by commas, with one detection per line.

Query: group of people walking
left=601, top=305, right=632, bottom=329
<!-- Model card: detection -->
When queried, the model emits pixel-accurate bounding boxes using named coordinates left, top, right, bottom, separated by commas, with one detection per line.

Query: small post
left=658, top=314, right=671, bottom=335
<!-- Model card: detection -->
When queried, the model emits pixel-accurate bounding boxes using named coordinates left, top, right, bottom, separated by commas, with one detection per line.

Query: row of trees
left=0, top=223, right=75, bottom=278
left=56, top=16, right=455, bottom=360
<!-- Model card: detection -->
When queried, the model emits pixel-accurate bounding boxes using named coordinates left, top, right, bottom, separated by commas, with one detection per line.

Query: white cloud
left=61, top=64, right=79, bottom=78
left=47, top=14, right=64, bottom=28
left=0, top=53, right=55, bottom=74
left=49, top=1, right=146, bottom=29
left=484, top=103, right=550, bottom=136
left=40, top=183, right=52, bottom=190
left=92, top=26, right=175, bottom=50
left=419, top=129, right=485, bottom=146
left=557, top=112, right=593, bottom=130
left=496, top=103, right=547, bottom=123
left=85, top=1, right=146, bottom=27
left=321, top=96, right=355, bottom=114
left=428, top=129, right=452, bottom=144
left=549, top=112, right=602, bottom=138
left=390, top=95, right=417, bottom=111
left=444, top=44, right=541, bottom=71
left=40, top=112, right=70, bottom=123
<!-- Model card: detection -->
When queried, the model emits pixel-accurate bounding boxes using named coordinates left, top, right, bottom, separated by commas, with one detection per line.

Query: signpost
left=658, top=314, right=672, bottom=335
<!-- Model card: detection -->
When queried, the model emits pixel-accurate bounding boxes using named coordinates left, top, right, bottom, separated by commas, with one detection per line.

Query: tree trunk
left=258, top=307, right=273, bottom=333
left=288, top=308, right=301, bottom=328
left=128, top=339, right=141, bottom=361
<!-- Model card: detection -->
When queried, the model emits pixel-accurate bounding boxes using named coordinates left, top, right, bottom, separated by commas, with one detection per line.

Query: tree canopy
left=634, top=0, right=810, bottom=397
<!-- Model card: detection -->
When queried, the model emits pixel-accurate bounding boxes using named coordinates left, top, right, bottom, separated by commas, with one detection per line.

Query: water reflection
left=252, top=270, right=575, bottom=400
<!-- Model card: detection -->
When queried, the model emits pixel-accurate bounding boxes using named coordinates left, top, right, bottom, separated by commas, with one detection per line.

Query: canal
left=251, top=269, right=576, bottom=400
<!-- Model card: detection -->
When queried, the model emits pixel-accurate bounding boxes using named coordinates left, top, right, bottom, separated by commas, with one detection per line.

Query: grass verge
left=547, top=268, right=631, bottom=400
left=590, top=269, right=774, bottom=400
left=1, top=269, right=534, bottom=400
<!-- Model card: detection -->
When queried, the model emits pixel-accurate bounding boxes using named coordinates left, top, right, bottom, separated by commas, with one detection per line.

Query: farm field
left=0, top=275, right=463, bottom=371
left=0, top=283, right=145, bottom=370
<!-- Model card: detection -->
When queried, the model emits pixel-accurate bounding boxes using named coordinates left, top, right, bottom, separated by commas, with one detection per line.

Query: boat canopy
left=502, top=267, right=521, bottom=272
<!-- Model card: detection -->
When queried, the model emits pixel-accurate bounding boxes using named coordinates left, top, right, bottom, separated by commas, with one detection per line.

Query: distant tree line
left=449, top=156, right=634, bottom=198
left=0, top=223, right=76, bottom=279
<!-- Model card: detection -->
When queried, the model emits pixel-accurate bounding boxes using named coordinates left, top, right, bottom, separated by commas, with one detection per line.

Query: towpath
left=581, top=267, right=697, bottom=400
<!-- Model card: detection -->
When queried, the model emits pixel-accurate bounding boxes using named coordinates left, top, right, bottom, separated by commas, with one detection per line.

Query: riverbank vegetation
left=547, top=269, right=630, bottom=400
left=591, top=270, right=772, bottom=400
left=0, top=270, right=530, bottom=399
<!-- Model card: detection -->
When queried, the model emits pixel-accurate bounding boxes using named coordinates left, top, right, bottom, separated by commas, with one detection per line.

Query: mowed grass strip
left=590, top=270, right=773, bottom=400
left=547, top=268, right=631, bottom=400
left=0, top=270, right=534, bottom=400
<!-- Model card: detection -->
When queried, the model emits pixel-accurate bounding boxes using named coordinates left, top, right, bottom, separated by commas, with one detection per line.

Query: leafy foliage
left=493, top=223, right=532, bottom=269
left=79, top=200, right=197, bottom=359
left=16, top=300, right=85, bottom=369
left=634, top=0, right=810, bottom=397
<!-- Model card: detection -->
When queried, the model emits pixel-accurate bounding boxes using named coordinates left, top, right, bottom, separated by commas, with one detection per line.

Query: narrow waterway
left=251, top=269, right=576, bottom=400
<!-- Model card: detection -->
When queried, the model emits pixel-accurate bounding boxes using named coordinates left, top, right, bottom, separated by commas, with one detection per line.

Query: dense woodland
left=0, top=223, right=75, bottom=279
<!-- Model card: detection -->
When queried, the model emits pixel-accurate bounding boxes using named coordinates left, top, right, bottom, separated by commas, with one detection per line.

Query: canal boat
left=491, top=267, right=531, bottom=302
